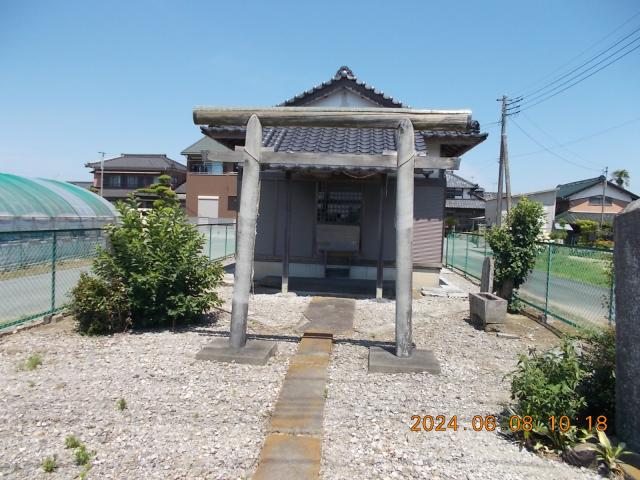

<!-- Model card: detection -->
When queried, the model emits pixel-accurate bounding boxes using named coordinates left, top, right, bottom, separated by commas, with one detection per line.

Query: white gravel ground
left=322, top=290, right=599, bottom=480
left=1, top=276, right=600, bottom=479
left=0, top=287, right=303, bottom=480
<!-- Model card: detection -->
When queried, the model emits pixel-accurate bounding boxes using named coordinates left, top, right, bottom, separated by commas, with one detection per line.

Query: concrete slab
left=368, top=346, right=441, bottom=374
left=253, top=434, right=321, bottom=480
left=269, top=346, right=331, bottom=435
left=195, top=338, right=277, bottom=365
left=300, top=297, right=355, bottom=335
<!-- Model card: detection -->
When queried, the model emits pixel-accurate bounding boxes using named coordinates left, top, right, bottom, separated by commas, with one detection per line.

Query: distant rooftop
left=86, top=154, right=185, bottom=172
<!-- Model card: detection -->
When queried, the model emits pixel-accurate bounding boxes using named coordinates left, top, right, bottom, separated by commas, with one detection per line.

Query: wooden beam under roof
left=208, top=148, right=461, bottom=170
left=193, top=106, right=473, bottom=130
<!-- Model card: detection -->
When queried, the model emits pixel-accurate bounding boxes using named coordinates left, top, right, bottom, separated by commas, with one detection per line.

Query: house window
left=227, top=196, right=238, bottom=211
left=588, top=195, right=612, bottom=206
left=106, top=175, right=121, bottom=187
left=316, top=184, right=362, bottom=225
left=126, top=175, right=138, bottom=188
left=446, top=188, right=463, bottom=199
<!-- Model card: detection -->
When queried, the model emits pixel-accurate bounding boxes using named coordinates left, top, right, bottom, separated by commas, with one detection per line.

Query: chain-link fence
left=444, top=232, right=614, bottom=329
left=0, top=223, right=236, bottom=330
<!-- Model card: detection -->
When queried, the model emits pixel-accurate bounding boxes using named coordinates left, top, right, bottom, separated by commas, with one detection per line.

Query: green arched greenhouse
left=0, top=173, right=119, bottom=328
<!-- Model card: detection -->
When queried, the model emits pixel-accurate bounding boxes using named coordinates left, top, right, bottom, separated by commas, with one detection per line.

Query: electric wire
left=510, top=116, right=640, bottom=158
left=510, top=118, right=602, bottom=172
left=511, top=10, right=640, bottom=98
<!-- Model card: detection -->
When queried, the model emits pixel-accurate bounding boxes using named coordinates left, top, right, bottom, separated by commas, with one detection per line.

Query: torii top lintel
left=192, top=106, right=474, bottom=131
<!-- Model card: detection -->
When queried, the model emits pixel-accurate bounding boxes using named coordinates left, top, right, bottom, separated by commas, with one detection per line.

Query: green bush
left=577, top=327, right=616, bottom=431
left=594, top=239, right=614, bottom=250
left=71, top=274, right=131, bottom=335
left=70, top=190, right=224, bottom=334
left=487, top=197, right=544, bottom=303
left=508, top=339, right=586, bottom=451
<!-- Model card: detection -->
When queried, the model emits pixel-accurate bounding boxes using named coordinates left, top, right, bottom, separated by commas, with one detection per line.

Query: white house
left=485, top=188, right=558, bottom=236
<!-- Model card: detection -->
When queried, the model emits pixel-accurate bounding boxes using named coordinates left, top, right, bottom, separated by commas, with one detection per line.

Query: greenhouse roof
left=0, top=173, right=118, bottom=232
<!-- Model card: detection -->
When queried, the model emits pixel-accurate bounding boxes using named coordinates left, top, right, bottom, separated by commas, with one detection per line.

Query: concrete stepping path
left=253, top=297, right=355, bottom=479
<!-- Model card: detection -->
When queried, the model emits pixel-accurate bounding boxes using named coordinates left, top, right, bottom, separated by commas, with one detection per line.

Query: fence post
left=543, top=242, right=552, bottom=321
left=464, top=234, right=469, bottom=275
left=208, top=225, right=212, bottom=259
left=451, top=233, right=456, bottom=271
left=225, top=224, right=229, bottom=257
left=608, top=259, right=615, bottom=324
left=445, top=233, right=449, bottom=267
left=51, top=231, right=57, bottom=313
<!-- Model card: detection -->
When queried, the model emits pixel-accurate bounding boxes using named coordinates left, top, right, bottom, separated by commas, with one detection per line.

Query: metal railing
left=0, top=222, right=235, bottom=330
left=444, top=232, right=614, bottom=329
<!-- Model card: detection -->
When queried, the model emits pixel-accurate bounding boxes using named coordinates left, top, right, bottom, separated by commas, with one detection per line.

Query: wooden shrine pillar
left=394, top=119, right=415, bottom=358
left=229, top=115, right=262, bottom=349
left=281, top=171, right=292, bottom=294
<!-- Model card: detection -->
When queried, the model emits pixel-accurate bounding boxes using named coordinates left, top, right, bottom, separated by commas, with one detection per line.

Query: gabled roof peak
left=279, top=66, right=407, bottom=108
left=334, top=66, right=355, bottom=80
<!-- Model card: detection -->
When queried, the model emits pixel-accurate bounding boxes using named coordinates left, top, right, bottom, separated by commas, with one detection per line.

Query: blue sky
left=0, top=0, right=638, bottom=193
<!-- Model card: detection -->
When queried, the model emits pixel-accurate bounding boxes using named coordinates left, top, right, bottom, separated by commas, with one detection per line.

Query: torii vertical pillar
left=368, top=119, right=440, bottom=374
left=197, top=115, right=277, bottom=365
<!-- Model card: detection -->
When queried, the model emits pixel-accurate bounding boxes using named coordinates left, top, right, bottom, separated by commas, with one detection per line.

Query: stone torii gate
left=195, top=106, right=473, bottom=373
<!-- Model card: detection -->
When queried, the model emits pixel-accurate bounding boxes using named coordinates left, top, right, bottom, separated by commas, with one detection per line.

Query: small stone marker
left=614, top=199, right=640, bottom=451
left=480, top=256, right=494, bottom=293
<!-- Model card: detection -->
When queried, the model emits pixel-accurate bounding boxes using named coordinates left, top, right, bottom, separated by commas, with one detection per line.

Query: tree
left=70, top=194, right=223, bottom=334
left=611, top=169, right=630, bottom=188
left=136, top=174, right=178, bottom=209
left=486, top=197, right=544, bottom=304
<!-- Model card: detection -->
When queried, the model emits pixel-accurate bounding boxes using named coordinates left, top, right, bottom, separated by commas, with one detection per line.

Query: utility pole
left=495, top=96, right=513, bottom=227
left=98, top=152, right=106, bottom=197
left=600, top=166, right=608, bottom=228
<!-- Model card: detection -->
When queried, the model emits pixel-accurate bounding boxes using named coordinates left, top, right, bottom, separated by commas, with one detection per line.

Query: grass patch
left=42, top=456, right=57, bottom=473
left=19, top=354, right=43, bottom=371
left=533, top=249, right=611, bottom=288
left=74, top=444, right=91, bottom=466
left=64, top=435, right=81, bottom=449
left=116, top=398, right=127, bottom=411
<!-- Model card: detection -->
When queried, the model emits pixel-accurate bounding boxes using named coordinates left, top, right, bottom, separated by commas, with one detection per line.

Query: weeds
left=74, top=444, right=91, bottom=466
left=64, top=435, right=81, bottom=449
left=116, top=398, right=127, bottom=411
left=42, top=456, right=57, bottom=473
left=19, top=354, right=42, bottom=371
left=592, top=430, right=630, bottom=478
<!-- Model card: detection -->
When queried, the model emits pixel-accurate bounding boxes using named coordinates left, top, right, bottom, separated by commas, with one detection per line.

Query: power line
left=510, top=118, right=602, bottom=171
left=517, top=24, right=640, bottom=101
left=518, top=42, right=640, bottom=113
left=514, top=33, right=640, bottom=111
left=510, top=116, right=640, bottom=158
left=520, top=113, right=603, bottom=168
left=511, top=10, right=640, bottom=97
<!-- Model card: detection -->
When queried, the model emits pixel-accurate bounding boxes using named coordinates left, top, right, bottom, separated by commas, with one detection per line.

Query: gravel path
left=322, top=289, right=599, bottom=480
left=1, top=276, right=599, bottom=479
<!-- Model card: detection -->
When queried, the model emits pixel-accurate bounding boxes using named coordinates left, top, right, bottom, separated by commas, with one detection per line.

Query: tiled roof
left=181, top=136, right=230, bottom=155
left=86, top=154, right=186, bottom=172
left=67, top=181, right=93, bottom=190
left=445, top=198, right=486, bottom=209
left=204, top=126, right=486, bottom=156
left=100, top=188, right=132, bottom=199
left=555, top=210, right=617, bottom=224
left=481, top=191, right=497, bottom=200
left=174, top=182, right=187, bottom=194
left=279, top=66, right=406, bottom=108
left=556, top=176, right=638, bottom=200
left=445, top=171, right=478, bottom=189
left=556, top=177, right=604, bottom=198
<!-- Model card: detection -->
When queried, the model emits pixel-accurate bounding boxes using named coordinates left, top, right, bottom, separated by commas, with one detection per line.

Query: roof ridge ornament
left=335, top=66, right=355, bottom=80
